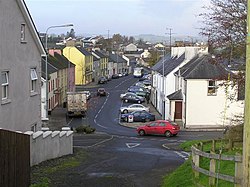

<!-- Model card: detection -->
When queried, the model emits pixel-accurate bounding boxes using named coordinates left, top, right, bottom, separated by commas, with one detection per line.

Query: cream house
left=171, top=55, right=244, bottom=128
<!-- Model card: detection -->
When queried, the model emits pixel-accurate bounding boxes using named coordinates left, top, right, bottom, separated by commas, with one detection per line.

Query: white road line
left=67, top=118, right=74, bottom=126
left=174, top=151, right=189, bottom=160
left=94, top=93, right=110, bottom=129
left=115, top=77, right=133, bottom=88
left=73, top=134, right=114, bottom=148
left=162, top=144, right=170, bottom=149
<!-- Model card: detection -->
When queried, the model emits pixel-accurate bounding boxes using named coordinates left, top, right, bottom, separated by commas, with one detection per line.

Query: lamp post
left=45, top=24, right=73, bottom=119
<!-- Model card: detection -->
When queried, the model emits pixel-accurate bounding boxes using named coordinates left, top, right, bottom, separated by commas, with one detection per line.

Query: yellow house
left=63, top=46, right=93, bottom=85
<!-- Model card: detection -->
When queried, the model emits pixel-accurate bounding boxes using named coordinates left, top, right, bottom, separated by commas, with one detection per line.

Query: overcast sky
left=25, top=0, right=210, bottom=37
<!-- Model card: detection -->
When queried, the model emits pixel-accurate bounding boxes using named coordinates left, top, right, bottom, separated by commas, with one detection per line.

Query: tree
left=66, top=28, right=76, bottom=38
left=199, top=0, right=247, bottom=59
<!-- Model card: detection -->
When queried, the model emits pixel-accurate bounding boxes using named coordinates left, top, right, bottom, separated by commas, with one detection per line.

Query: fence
left=25, top=129, right=74, bottom=166
left=0, top=129, right=30, bottom=187
left=191, top=139, right=243, bottom=187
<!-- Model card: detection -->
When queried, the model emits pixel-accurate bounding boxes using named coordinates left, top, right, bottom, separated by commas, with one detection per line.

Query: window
left=208, top=80, right=217, bottom=96
left=1, top=71, right=9, bottom=100
left=21, top=24, right=26, bottom=42
left=31, top=68, right=38, bottom=92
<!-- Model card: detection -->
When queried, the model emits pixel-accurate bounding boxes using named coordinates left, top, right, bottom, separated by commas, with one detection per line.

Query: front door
left=174, top=101, right=182, bottom=120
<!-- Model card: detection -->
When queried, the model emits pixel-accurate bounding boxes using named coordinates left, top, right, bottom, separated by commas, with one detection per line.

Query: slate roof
left=93, top=50, right=108, bottom=58
left=41, top=57, right=58, bottom=79
left=53, top=52, right=75, bottom=67
left=93, top=55, right=99, bottom=61
left=167, top=90, right=183, bottom=100
left=77, top=47, right=92, bottom=56
left=179, top=55, right=229, bottom=80
left=109, top=54, right=127, bottom=63
left=152, top=53, right=185, bottom=76
left=151, top=53, right=171, bottom=72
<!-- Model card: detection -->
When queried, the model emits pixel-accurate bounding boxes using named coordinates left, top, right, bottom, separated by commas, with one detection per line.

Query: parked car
left=121, top=111, right=155, bottom=122
left=136, top=120, right=180, bottom=137
left=120, top=104, right=149, bottom=114
left=106, top=75, right=112, bottom=81
left=121, top=94, right=145, bottom=104
left=128, top=86, right=150, bottom=94
left=98, top=76, right=108, bottom=84
left=134, top=82, right=150, bottom=90
left=120, top=92, right=138, bottom=99
left=97, top=88, right=107, bottom=96
left=82, top=90, right=91, bottom=100
left=118, top=73, right=123, bottom=77
left=123, top=72, right=129, bottom=76
left=112, top=74, right=119, bottom=79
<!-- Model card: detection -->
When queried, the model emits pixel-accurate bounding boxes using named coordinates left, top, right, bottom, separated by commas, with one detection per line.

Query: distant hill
left=134, top=34, right=204, bottom=44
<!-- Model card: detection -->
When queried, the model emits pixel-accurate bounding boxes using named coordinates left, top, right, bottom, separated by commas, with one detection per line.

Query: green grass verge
left=30, top=149, right=88, bottom=187
left=162, top=140, right=242, bottom=187
left=162, top=159, right=195, bottom=187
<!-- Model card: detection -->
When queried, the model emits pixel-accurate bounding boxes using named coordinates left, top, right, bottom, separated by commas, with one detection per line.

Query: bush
left=75, top=125, right=95, bottom=134
left=85, top=126, right=96, bottom=134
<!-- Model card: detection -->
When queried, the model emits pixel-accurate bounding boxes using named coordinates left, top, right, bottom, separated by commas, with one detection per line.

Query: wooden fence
left=191, top=139, right=243, bottom=187
left=0, top=129, right=30, bottom=187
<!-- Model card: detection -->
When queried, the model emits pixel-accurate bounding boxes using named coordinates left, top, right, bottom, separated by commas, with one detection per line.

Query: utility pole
left=243, top=1, right=250, bottom=186
left=166, top=28, right=173, bottom=54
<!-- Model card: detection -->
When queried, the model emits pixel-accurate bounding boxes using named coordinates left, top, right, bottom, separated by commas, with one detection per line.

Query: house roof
left=93, top=50, right=108, bottom=58
left=179, top=55, right=229, bottom=80
left=109, top=54, right=127, bottom=63
left=151, top=53, right=171, bottom=71
left=167, top=90, right=183, bottom=100
left=152, top=53, right=185, bottom=76
left=77, top=47, right=92, bottom=56
left=53, top=52, right=75, bottom=67
left=93, top=55, right=99, bottom=61
left=41, top=57, right=58, bottom=79
left=18, top=0, right=45, bottom=55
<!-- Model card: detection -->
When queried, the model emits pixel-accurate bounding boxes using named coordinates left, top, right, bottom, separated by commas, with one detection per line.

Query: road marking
left=73, top=134, right=114, bottom=148
left=162, top=144, right=170, bottom=149
left=67, top=118, right=74, bottom=126
left=174, top=151, right=190, bottom=160
left=126, top=143, right=141, bottom=148
left=93, top=93, right=110, bottom=129
left=115, top=77, right=133, bottom=88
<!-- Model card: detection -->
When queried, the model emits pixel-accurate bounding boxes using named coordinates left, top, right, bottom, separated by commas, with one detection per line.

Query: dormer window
left=21, top=23, right=26, bottom=42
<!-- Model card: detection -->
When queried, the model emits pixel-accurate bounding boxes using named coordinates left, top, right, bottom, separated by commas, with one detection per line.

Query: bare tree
left=199, top=0, right=247, bottom=59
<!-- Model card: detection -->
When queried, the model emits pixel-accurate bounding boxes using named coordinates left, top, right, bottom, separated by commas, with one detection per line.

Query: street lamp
left=45, top=24, right=73, bottom=119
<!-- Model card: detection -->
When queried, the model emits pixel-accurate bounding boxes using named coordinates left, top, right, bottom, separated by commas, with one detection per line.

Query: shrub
left=75, top=125, right=95, bottom=134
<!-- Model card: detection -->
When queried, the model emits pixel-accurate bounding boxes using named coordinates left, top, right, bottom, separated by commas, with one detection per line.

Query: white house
left=124, top=43, right=137, bottom=52
left=151, top=46, right=208, bottom=120
left=141, top=49, right=152, bottom=59
left=170, top=55, right=244, bottom=128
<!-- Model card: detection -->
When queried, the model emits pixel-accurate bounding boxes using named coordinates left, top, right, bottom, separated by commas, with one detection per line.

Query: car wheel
left=165, top=131, right=172, bottom=137
left=124, top=110, right=128, bottom=114
left=125, top=99, right=128, bottom=103
left=139, top=130, right=145, bottom=136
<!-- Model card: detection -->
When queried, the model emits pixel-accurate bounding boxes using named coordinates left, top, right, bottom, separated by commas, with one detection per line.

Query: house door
left=174, top=101, right=182, bottom=120
left=113, top=68, right=115, bottom=74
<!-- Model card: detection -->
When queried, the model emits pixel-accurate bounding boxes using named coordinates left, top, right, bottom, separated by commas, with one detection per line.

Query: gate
left=0, top=129, right=30, bottom=187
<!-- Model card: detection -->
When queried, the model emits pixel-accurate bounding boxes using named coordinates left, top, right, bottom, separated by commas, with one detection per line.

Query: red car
left=136, top=120, right=180, bottom=137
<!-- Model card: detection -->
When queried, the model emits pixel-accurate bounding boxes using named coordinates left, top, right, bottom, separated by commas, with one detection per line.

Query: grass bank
left=162, top=140, right=242, bottom=187
left=30, top=148, right=88, bottom=187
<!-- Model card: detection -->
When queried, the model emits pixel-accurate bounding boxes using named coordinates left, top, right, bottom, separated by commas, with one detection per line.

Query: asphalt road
left=65, top=74, right=224, bottom=187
